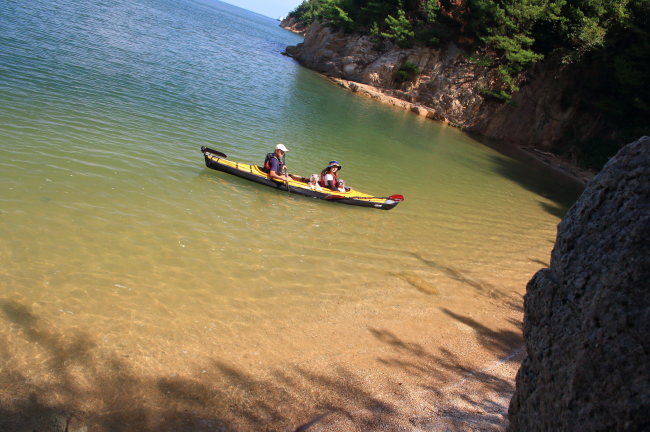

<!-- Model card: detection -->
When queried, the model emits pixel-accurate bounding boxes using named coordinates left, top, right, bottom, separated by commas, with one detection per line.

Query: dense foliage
left=288, top=0, right=650, bottom=168
left=394, top=61, right=421, bottom=82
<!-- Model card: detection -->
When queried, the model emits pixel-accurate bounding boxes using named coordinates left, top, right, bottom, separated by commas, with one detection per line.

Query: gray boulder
left=509, top=137, right=650, bottom=431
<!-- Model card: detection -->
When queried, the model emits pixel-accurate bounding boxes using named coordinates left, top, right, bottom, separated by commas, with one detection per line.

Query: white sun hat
left=275, top=143, right=289, bottom=152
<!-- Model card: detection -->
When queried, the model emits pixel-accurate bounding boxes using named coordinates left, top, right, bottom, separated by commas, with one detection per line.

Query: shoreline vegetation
left=281, top=0, right=649, bottom=176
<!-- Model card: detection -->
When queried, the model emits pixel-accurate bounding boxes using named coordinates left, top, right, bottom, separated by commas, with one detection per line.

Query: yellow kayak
left=201, top=147, right=404, bottom=210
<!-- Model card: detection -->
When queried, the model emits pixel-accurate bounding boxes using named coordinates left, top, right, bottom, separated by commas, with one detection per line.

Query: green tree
left=288, top=0, right=322, bottom=25
left=394, top=61, right=421, bottom=82
left=468, top=2, right=551, bottom=72
left=420, top=0, right=440, bottom=20
left=360, top=1, right=400, bottom=27
left=381, top=8, right=415, bottom=47
left=557, top=0, right=631, bottom=55
left=317, top=0, right=355, bottom=31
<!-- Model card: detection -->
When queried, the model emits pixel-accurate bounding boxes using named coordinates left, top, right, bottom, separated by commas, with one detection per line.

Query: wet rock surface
left=509, top=137, right=650, bottom=431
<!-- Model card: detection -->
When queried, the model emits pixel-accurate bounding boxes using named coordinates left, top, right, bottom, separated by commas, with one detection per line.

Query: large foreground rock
left=508, top=137, right=650, bottom=431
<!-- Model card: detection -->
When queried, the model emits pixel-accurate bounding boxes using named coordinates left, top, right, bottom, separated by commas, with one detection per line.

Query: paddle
left=325, top=194, right=405, bottom=201
left=200, top=146, right=228, bottom=158
left=282, top=166, right=290, bottom=194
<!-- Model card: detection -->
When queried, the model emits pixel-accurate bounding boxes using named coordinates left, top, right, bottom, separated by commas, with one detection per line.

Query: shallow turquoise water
left=0, top=0, right=580, bottom=380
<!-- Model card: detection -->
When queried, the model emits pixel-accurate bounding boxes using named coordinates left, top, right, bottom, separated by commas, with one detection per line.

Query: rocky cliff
left=508, top=137, right=650, bottom=431
left=283, top=22, right=609, bottom=155
left=279, top=16, right=307, bottom=35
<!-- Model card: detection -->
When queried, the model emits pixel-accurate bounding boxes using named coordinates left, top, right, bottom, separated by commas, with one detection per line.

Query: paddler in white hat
left=264, top=144, right=309, bottom=183
left=263, top=143, right=291, bottom=182
left=264, top=144, right=289, bottom=181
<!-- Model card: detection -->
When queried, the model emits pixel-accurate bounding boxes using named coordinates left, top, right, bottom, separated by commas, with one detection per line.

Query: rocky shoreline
left=279, top=16, right=307, bottom=35
left=281, top=21, right=598, bottom=185
left=324, top=74, right=593, bottom=186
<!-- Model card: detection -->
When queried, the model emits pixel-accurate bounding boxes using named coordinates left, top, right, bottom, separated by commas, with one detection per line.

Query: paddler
left=263, top=143, right=291, bottom=182
left=320, top=160, right=349, bottom=191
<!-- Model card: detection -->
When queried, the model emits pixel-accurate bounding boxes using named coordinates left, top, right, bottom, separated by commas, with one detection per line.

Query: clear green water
left=0, top=0, right=580, bottom=394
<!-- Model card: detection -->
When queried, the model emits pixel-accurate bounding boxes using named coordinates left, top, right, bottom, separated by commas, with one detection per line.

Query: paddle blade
left=324, top=195, right=345, bottom=200
left=201, top=146, right=228, bottom=158
left=389, top=194, right=404, bottom=202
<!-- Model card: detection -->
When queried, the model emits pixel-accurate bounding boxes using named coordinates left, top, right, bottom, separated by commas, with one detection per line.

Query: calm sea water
left=1, top=0, right=580, bottom=410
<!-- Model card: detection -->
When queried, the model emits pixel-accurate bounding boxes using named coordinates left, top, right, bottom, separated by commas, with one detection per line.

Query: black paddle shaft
left=201, top=146, right=228, bottom=158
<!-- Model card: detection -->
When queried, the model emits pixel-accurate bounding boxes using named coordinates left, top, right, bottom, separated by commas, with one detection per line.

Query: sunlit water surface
left=0, top=0, right=581, bottom=416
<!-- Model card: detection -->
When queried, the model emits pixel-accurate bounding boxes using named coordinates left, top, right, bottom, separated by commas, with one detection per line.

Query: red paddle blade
left=324, top=195, right=345, bottom=200
left=389, top=194, right=405, bottom=201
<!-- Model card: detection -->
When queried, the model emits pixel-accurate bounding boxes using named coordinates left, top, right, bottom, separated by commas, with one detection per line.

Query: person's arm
left=268, top=158, right=289, bottom=181
left=289, top=174, right=308, bottom=182
left=269, top=170, right=288, bottom=181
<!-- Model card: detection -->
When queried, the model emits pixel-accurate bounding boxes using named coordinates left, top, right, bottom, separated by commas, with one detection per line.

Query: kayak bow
left=200, top=147, right=403, bottom=210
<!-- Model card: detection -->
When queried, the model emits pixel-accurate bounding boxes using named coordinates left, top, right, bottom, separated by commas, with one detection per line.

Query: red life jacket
left=264, top=152, right=282, bottom=174
left=320, top=169, right=338, bottom=189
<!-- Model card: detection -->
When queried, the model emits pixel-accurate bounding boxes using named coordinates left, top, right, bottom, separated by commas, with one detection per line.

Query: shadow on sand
left=1, top=296, right=523, bottom=432
left=410, top=252, right=524, bottom=313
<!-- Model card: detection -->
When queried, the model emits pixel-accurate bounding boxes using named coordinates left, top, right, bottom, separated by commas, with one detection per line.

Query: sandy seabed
left=1, top=276, right=525, bottom=432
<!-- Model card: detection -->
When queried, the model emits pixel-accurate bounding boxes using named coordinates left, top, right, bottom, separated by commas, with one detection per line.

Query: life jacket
left=263, top=152, right=282, bottom=174
left=319, top=169, right=338, bottom=189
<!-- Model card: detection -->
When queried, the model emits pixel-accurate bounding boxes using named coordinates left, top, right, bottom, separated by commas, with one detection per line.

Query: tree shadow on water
left=484, top=154, right=582, bottom=219
left=529, top=258, right=549, bottom=267
left=0, top=299, right=232, bottom=432
left=539, top=200, right=570, bottom=220
left=367, top=327, right=522, bottom=431
left=410, top=253, right=524, bottom=313
left=1, top=298, right=521, bottom=432
left=0, top=298, right=381, bottom=431
left=438, top=309, right=523, bottom=356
